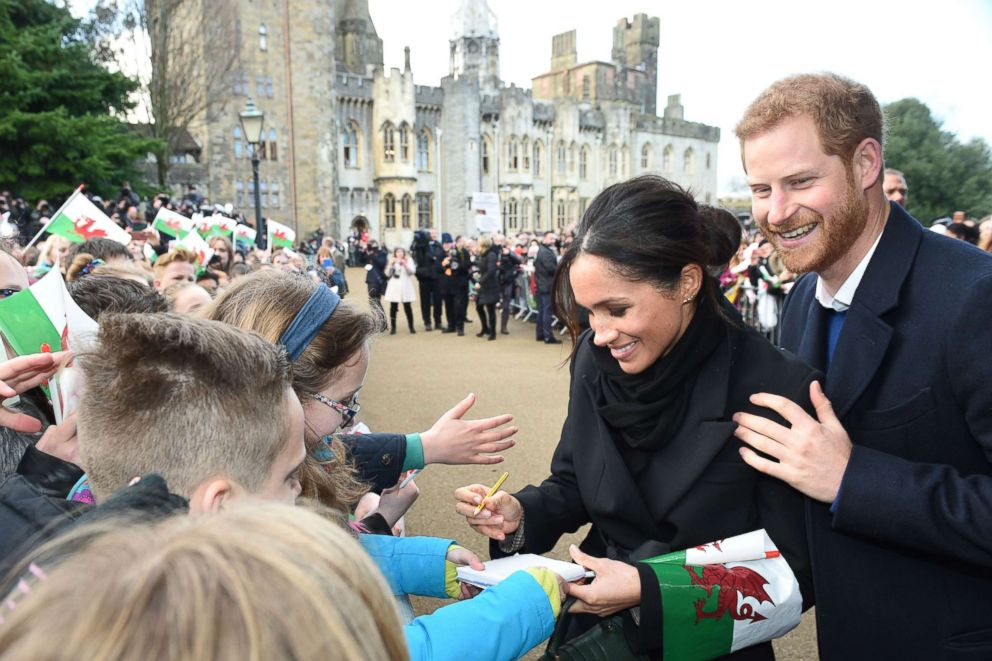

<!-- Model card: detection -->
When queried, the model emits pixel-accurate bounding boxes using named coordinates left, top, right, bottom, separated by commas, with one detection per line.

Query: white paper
left=456, top=553, right=594, bottom=588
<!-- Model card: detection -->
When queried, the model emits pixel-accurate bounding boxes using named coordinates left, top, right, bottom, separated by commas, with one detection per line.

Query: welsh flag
left=0, top=268, right=98, bottom=423
left=267, top=219, right=295, bottom=248
left=233, top=223, right=257, bottom=247
left=44, top=189, right=131, bottom=245
left=175, top=229, right=214, bottom=268
left=152, top=207, right=193, bottom=238
left=199, top=214, right=236, bottom=239
left=639, top=530, right=802, bottom=661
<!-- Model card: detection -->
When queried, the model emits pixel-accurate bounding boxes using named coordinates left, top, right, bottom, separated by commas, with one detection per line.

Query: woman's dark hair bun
left=698, top=205, right=743, bottom=269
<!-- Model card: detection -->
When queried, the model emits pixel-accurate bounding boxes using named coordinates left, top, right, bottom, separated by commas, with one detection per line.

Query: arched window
left=620, top=145, right=629, bottom=178
left=522, top=137, right=530, bottom=171
left=260, top=181, right=269, bottom=208
left=271, top=181, right=280, bottom=208
left=684, top=148, right=695, bottom=175
left=556, top=141, right=566, bottom=174
left=399, top=123, right=410, bottom=161
left=568, top=200, right=577, bottom=224
left=265, top=76, right=273, bottom=98
left=482, top=134, right=492, bottom=175
left=608, top=144, right=618, bottom=177
left=342, top=121, right=359, bottom=168
left=706, top=152, right=712, bottom=170
left=382, top=122, right=395, bottom=162
left=401, top=194, right=412, bottom=228
left=416, top=129, right=430, bottom=171
left=258, top=23, right=267, bottom=52
left=268, top=128, right=278, bottom=161
left=235, top=180, right=244, bottom=207
left=581, top=75, right=591, bottom=101
left=533, top=140, right=543, bottom=177
left=256, top=75, right=265, bottom=98
left=663, top=145, right=674, bottom=173
left=508, top=137, right=519, bottom=172
left=507, top=198, right=518, bottom=229
left=579, top=145, right=589, bottom=180
left=384, top=193, right=396, bottom=228
left=556, top=199, right=566, bottom=228
left=568, top=142, right=576, bottom=173
left=233, top=126, right=242, bottom=158
left=641, top=143, right=652, bottom=170
left=522, top=198, right=531, bottom=229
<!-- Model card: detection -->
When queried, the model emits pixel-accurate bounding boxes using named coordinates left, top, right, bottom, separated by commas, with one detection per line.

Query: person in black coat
left=533, top=230, right=560, bottom=344
left=364, top=241, right=388, bottom=319
left=732, top=73, right=992, bottom=659
left=456, top=176, right=817, bottom=659
left=473, top=235, right=500, bottom=340
left=411, top=228, right=446, bottom=331
left=439, top=233, right=471, bottom=335
left=495, top=234, right=522, bottom=335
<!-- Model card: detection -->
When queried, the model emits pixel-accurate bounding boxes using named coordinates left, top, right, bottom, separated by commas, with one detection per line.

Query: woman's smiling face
left=569, top=254, right=698, bottom=375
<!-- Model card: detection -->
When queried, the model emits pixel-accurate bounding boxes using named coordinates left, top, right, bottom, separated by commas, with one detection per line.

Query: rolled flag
left=175, top=230, right=214, bottom=268
left=639, top=529, right=802, bottom=661
left=152, top=207, right=194, bottom=239
left=0, top=267, right=99, bottom=423
left=234, top=223, right=257, bottom=247
left=267, top=219, right=296, bottom=249
left=44, top=189, right=131, bottom=245
left=200, top=214, right=236, bottom=239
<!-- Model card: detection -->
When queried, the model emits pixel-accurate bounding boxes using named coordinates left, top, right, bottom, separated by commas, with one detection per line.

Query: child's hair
left=202, top=270, right=375, bottom=508
left=68, top=275, right=168, bottom=319
left=153, top=248, right=196, bottom=277
left=76, top=313, right=294, bottom=500
left=66, top=238, right=130, bottom=265
left=0, top=503, right=408, bottom=661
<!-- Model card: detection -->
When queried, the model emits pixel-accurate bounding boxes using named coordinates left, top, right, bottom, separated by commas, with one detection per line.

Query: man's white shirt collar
left=814, top=233, right=883, bottom=311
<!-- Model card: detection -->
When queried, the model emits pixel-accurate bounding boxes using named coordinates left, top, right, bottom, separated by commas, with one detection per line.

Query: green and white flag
left=199, top=214, right=236, bottom=239
left=639, top=529, right=802, bottom=661
left=44, top=189, right=131, bottom=245
left=152, top=207, right=193, bottom=238
left=0, top=268, right=98, bottom=423
left=267, top=219, right=296, bottom=249
left=233, top=223, right=257, bottom=247
left=175, top=229, right=214, bottom=268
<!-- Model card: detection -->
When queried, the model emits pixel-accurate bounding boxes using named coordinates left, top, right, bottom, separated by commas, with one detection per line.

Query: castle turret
left=449, top=0, right=500, bottom=95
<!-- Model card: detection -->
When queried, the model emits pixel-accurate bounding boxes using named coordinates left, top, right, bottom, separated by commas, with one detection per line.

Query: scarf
left=592, top=296, right=727, bottom=451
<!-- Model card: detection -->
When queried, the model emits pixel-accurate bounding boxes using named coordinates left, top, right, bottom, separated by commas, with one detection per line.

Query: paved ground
left=346, top=268, right=818, bottom=660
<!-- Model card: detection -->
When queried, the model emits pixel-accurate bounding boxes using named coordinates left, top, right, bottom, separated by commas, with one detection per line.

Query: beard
left=760, top=175, right=869, bottom=275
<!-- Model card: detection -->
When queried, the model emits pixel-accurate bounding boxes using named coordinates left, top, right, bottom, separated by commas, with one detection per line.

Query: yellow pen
left=473, top=471, right=509, bottom=515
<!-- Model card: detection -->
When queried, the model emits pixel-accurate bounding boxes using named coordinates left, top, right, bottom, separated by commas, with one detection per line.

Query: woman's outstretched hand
left=564, top=545, right=641, bottom=616
left=454, top=484, right=522, bottom=541
left=421, top=393, right=517, bottom=465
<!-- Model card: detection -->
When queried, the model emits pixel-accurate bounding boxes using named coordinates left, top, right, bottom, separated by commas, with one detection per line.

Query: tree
left=0, top=0, right=158, bottom=202
left=884, top=98, right=992, bottom=223
left=91, top=0, right=238, bottom=188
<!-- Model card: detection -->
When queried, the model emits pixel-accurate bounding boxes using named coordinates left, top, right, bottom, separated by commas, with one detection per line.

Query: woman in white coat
left=384, top=247, right=418, bottom=334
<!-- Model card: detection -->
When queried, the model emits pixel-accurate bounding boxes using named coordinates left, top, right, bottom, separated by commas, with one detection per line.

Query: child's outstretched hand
left=421, top=393, right=517, bottom=465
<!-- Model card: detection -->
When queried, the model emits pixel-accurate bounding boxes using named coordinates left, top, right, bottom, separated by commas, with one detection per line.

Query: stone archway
left=351, top=215, right=369, bottom=235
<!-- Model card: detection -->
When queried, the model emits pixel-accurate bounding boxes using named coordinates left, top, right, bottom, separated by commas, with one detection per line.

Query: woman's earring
left=682, top=296, right=692, bottom=304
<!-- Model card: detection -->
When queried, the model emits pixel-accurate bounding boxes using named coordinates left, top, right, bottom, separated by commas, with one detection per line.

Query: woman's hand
left=564, top=545, right=641, bottom=617
left=421, top=393, right=517, bottom=465
left=454, top=485, right=522, bottom=541
left=0, top=351, right=69, bottom=432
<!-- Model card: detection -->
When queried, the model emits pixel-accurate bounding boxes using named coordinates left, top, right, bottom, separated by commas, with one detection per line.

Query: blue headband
left=278, top=285, right=340, bottom=360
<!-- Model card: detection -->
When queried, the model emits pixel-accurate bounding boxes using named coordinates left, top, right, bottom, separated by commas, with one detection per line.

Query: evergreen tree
left=884, top=99, right=992, bottom=223
left=0, top=0, right=158, bottom=203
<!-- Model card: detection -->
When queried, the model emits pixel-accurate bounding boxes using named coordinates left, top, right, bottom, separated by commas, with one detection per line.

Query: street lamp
left=239, top=98, right=266, bottom=249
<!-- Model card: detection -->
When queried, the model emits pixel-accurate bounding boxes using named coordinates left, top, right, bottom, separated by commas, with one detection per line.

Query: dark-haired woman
left=456, top=176, right=816, bottom=659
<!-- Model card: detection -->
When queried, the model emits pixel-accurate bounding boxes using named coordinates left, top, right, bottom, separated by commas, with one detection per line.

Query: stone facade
left=179, top=0, right=719, bottom=245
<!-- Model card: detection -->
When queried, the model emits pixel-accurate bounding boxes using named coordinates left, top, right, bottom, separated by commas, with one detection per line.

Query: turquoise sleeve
left=403, top=432, right=426, bottom=470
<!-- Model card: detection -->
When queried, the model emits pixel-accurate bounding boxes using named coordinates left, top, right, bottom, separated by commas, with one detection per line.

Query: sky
left=70, top=0, right=992, bottom=196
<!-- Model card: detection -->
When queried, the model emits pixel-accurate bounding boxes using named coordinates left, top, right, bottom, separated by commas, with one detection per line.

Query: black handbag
left=537, top=597, right=650, bottom=661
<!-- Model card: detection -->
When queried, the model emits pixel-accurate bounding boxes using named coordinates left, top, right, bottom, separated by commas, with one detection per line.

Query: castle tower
left=612, top=14, right=659, bottom=114
left=335, top=0, right=384, bottom=76
left=449, top=0, right=500, bottom=95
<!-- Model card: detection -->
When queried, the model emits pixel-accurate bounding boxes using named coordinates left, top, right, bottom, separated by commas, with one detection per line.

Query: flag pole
left=24, top=185, right=85, bottom=250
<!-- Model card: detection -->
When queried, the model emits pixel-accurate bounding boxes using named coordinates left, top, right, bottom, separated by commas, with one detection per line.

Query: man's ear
left=188, top=477, right=235, bottom=514
left=854, top=137, right=883, bottom=190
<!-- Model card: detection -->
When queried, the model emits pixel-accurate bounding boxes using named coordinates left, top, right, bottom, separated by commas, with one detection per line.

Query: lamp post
left=239, top=98, right=266, bottom=249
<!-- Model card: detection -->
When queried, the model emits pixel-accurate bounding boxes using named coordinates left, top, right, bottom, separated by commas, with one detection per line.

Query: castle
left=179, top=0, right=719, bottom=245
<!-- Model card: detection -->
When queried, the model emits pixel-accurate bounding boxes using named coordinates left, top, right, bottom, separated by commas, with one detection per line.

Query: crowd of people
left=1, top=71, right=991, bottom=661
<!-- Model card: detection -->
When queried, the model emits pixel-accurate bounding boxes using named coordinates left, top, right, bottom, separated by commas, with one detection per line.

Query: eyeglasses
left=305, top=391, right=361, bottom=427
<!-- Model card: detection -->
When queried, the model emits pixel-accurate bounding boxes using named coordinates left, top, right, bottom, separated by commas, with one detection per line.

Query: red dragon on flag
left=686, top=564, right=775, bottom=624
left=73, top=216, right=108, bottom=239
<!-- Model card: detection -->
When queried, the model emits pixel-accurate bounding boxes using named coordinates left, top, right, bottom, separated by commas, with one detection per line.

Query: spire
left=404, top=46, right=411, bottom=72
left=450, top=0, right=498, bottom=41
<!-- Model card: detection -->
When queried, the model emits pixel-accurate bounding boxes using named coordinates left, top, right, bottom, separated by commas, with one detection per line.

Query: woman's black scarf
left=592, top=298, right=727, bottom=452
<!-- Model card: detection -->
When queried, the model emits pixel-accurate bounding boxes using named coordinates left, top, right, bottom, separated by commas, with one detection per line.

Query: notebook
left=456, top=553, right=595, bottom=588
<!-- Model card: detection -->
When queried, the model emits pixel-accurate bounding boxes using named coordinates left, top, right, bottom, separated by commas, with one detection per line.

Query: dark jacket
left=495, top=317, right=817, bottom=658
left=780, top=202, right=992, bottom=660
left=534, top=244, right=558, bottom=294
left=476, top=247, right=501, bottom=305
left=496, top=248, right=521, bottom=289
left=414, top=241, right=445, bottom=280
left=365, top=248, right=388, bottom=295
left=441, top=247, right=471, bottom=292
left=338, top=432, right=409, bottom=494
